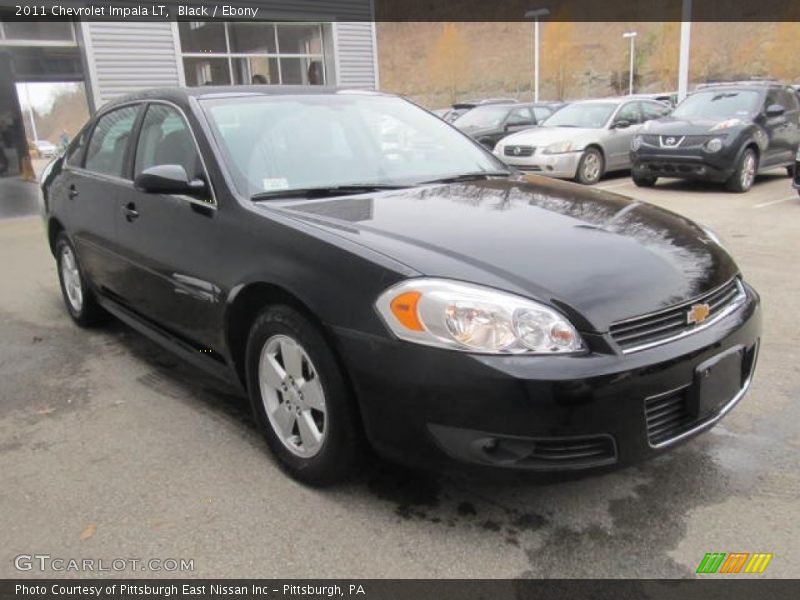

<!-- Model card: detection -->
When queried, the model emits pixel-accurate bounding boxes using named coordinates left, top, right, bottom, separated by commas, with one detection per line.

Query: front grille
left=641, top=134, right=720, bottom=149
left=504, top=145, right=535, bottom=157
left=610, top=279, right=745, bottom=352
left=645, top=388, right=694, bottom=445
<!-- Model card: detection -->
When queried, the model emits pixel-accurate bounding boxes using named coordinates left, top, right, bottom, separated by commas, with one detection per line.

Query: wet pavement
left=0, top=171, right=798, bottom=578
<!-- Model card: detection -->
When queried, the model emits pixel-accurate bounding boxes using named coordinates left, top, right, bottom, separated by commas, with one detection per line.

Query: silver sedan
left=494, top=97, right=670, bottom=184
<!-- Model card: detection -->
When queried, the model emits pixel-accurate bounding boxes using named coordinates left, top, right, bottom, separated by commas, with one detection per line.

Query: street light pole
left=525, top=8, right=550, bottom=102
left=622, top=31, right=638, bottom=95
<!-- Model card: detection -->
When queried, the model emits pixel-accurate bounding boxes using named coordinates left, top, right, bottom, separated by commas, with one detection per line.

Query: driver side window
left=134, top=104, right=211, bottom=202
left=506, top=107, right=534, bottom=126
left=615, top=103, right=642, bottom=125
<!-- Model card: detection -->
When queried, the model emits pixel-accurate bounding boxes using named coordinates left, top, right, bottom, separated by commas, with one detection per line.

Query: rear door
left=113, top=101, right=223, bottom=350
left=61, top=104, right=142, bottom=295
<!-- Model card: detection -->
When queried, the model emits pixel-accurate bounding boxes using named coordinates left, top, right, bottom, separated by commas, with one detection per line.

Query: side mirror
left=134, top=164, right=206, bottom=196
left=612, top=119, right=631, bottom=129
left=766, top=104, right=785, bottom=118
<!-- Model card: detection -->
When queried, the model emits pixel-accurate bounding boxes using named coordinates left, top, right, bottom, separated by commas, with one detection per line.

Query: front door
left=605, top=102, right=643, bottom=170
left=113, top=102, right=223, bottom=351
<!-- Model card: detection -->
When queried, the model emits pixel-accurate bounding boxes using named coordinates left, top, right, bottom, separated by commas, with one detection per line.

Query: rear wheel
left=55, top=234, right=105, bottom=327
left=575, top=148, right=604, bottom=185
left=632, top=172, right=658, bottom=187
left=725, top=148, right=757, bottom=193
left=245, top=305, right=362, bottom=485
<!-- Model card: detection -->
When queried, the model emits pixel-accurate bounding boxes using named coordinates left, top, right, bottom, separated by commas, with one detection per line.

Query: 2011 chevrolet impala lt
left=40, top=87, right=761, bottom=485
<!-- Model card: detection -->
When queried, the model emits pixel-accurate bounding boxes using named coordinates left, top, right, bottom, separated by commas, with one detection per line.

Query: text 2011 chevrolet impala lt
left=41, top=87, right=761, bottom=485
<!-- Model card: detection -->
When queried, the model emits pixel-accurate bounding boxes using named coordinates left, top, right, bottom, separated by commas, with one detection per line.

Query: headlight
left=710, top=118, right=741, bottom=131
left=493, top=145, right=502, bottom=156
left=542, top=141, right=576, bottom=155
left=631, top=136, right=643, bottom=151
left=703, top=137, right=723, bottom=153
left=375, top=279, right=585, bottom=354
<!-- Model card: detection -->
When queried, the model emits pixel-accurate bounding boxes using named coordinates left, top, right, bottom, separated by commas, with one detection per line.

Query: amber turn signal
left=389, top=291, right=424, bottom=331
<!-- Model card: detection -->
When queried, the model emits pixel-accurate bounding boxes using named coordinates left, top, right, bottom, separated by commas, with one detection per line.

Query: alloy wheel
left=60, top=246, right=83, bottom=312
left=741, top=152, right=756, bottom=190
left=583, top=152, right=601, bottom=182
left=258, top=334, right=327, bottom=458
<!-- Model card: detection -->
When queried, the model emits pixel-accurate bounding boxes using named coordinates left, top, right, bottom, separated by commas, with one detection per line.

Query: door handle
left=68, top=185, right=78, bottom=199
left=123, top=202, right=139, bottom=222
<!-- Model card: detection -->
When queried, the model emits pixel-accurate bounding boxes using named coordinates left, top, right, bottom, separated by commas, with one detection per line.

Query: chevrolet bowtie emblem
left=687, top=303, right=711, bottom=325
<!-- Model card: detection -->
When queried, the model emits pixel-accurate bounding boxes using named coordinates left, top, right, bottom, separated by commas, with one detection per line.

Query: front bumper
left=333, top=284, right=761, bottom=473
left=497, top=149, right=582, bottom=179
left=631, top=145, right=737, bottom=182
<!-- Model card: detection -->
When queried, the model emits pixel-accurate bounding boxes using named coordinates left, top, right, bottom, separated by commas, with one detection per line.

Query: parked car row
left=442, top=81, right=800, bottom=193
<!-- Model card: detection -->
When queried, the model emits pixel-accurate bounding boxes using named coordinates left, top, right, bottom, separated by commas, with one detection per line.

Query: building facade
left=0, top=2, right=378, bottom=177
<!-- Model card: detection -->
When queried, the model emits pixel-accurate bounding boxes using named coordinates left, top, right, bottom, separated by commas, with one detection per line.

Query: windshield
left=542, top=102, right=616, bottom=128
left=453, top=105, right=510, bottom=129
left=202, top=94, right=504, bottom=197
left=672, top=90, right=761, bottom=119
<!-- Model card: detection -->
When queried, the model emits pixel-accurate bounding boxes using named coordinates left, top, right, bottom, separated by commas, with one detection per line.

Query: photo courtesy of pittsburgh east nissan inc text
left=0, top=0, right=798, bottom=599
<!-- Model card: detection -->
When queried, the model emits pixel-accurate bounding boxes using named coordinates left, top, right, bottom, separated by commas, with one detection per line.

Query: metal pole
left=629, top=35, right=635, bottom=95
left=23, top=83, right=39, bottom=143
left=678, top=0, right=692, bottom=102
left=534, top=17, right=540, bottom=102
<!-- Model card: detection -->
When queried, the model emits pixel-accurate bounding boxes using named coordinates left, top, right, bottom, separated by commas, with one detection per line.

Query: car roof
left=100, top=85, right=387, bottom=112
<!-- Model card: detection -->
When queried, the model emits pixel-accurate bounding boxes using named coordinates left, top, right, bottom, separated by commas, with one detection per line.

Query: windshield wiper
left=417, top=171, right=512, bottom=185
left=251, top=183, right=407, bottom=202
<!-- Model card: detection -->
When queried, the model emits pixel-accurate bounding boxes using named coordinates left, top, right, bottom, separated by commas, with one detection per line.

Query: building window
left=178, top=22, right=326, bottom=87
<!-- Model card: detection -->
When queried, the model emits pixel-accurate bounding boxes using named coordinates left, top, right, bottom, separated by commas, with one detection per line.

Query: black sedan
left=631, top=82, right=800, bottom=192
left=453, top=102, right=561, bottom=149
left=42, top=86, right=761, bottom=485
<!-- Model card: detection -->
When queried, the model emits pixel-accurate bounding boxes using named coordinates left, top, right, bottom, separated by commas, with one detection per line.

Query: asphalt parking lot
left=1, top=170, right=798, bottom=578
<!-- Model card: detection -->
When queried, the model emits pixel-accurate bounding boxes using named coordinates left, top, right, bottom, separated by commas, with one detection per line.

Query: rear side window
left=134, top=103, right=211, bottom=202
left=84, top=106, right=140, bottom=178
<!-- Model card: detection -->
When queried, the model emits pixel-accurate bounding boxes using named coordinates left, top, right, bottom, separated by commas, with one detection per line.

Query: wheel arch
left=225, top=282, right=341, bottom=390
left=47, top=217, right=65, bottom=256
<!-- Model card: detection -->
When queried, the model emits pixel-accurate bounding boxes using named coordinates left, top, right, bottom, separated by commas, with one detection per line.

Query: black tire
left=632, top=172, right=658, bottom=187
left=55, top=233, right=105, bottom=327
left=575, top=147, right=604, bottom=185
left=245, top=305, right=362, bottom=485
left=725, top=148, right=758, bottom=193
left=787, top=164, right=795, bottom=178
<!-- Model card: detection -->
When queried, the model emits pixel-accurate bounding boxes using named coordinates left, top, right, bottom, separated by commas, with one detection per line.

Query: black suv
left=631, top=82, right=800, bottom=192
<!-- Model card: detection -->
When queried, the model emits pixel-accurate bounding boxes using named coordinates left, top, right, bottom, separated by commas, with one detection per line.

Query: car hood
left=500, top=126, right=600, bottom=147
left=642, top=115, right=748, bottom=135
left=271, top=176, right=738, bottom=331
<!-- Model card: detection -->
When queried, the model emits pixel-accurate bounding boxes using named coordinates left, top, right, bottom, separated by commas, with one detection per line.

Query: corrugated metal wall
left=333, top=22, right=378, bottom=88
left=81, top=22, right=182, bottom=109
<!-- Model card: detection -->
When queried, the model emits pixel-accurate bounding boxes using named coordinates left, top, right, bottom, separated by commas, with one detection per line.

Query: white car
left=494, top=97, right=670, bottom=184
left=33, top=140, right=58, bottom=158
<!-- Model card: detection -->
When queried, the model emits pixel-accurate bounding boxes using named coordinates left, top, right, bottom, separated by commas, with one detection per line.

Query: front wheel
left=725, top=148, right=757, bottom=193
left=632, top=172, right=658, bottom=187
left=55, top=234, right=105, bottom=327
left=575, top=148, right=604, bottom=185
left=245, top=305, right=362, bottom=485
